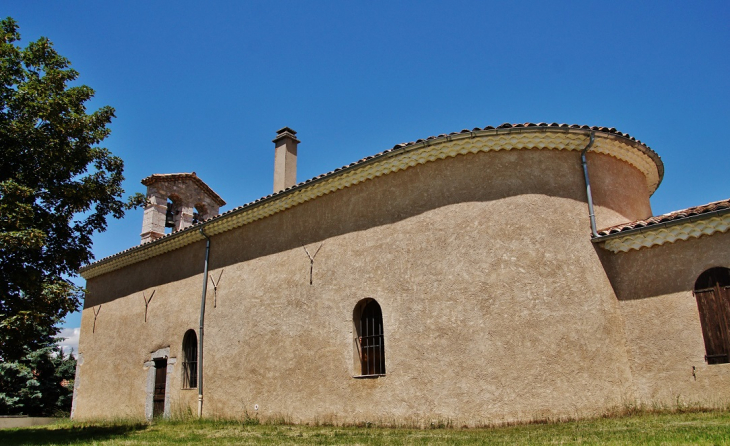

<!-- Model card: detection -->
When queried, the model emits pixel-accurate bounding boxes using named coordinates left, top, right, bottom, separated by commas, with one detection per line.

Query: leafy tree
left=0, top=342, right=76, bottom=416
left=0, top=17, right=143, bottom=413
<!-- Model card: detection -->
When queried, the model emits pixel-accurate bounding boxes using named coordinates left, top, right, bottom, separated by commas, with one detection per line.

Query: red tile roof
left=141, top=172, right=226, bottom=206
left=81, top=123, right=659, bottom=271
left=597, top=198, right=730, bottom=237
left=275, top=122, right=662, bottom=193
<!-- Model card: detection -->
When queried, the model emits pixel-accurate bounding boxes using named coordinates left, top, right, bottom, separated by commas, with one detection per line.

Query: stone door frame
left=144, top=347, right=176, bottom=420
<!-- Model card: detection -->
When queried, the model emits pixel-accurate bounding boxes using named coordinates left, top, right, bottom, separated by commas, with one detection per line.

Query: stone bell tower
left=140, top=172, right=226, bottom=244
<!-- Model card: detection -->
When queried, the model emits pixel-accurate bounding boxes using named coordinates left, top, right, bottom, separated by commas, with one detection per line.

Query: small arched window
left=694, top=267, right=730, bottom=364
left=182, top=330, right=198, bottom=388
left=192, top=204, right=208, bottom=225
left=354, top=299, right=386, bottom=376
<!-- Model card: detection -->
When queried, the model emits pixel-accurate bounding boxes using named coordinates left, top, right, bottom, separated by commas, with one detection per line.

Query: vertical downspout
left=198, top=228, right=211, bottom=418
left=581, top=131, right=599, bottom=237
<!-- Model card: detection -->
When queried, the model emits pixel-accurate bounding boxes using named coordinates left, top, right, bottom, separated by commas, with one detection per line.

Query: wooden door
left=153, top=359, right=167, bottom=417
left=695, top=288, right=730, bottom=363
left=695, top=268, right=730, bottom=364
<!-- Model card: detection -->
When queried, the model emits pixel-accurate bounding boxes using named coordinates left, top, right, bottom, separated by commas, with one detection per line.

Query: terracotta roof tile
left=597, top=198, right=730, bottom=237
left=140, top=172, right=226, bottom=206
left=82, top=123, right=660, bottom=270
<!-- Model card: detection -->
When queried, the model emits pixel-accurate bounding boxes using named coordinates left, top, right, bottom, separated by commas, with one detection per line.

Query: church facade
left=72, top=123, right=730, bottom=424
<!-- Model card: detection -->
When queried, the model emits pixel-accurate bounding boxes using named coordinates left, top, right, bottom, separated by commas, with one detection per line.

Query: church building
left=72, top=123, right=730, bottom=424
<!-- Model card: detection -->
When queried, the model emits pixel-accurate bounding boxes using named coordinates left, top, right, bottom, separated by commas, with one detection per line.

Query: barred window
left=354, top=299, right=386, bottom=376
left=182, top=329, right=198, bottom=388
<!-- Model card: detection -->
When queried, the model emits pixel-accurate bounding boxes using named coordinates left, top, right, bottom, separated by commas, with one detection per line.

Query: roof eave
left=592, top=206, right=730, bottom=243
left=80, top=125, right=661, bottom=278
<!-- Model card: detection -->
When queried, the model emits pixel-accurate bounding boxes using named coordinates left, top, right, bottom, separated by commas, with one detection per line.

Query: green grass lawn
left=2, top=410, right=730, bottom=445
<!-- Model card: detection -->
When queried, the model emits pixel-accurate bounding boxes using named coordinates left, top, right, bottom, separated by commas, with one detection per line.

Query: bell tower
left=140, top=172, right=226, bottom=244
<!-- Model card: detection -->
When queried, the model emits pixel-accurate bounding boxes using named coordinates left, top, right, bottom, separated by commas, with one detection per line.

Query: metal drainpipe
left=581, top=131, right=599, bottom=238
left=198, top=227, right=211, bottom=418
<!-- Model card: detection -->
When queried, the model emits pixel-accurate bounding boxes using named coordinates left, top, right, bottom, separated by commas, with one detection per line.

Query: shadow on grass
left=0, top=422, right=148, bottom=445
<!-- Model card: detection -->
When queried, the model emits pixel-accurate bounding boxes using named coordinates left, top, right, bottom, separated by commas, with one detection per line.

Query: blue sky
left=5, top=1, right=729, bottom=335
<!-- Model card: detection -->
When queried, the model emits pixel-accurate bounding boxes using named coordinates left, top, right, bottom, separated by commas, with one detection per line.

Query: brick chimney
left=273, top=127, right=299, bottom=193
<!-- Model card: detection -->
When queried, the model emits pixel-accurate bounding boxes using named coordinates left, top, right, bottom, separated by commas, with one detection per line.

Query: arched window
left=182, top=330, right=198, bottom=388
left=192, top=204, right=208, bottom=225
left=694, top=267, right=730, bottom=364
left=354, top=299, right=386, bottom=376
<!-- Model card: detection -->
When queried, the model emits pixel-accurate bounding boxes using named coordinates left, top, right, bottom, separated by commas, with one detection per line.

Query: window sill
left=352, top=374, right=386, bottom=379
left=181, top=387, right=198, bottom=390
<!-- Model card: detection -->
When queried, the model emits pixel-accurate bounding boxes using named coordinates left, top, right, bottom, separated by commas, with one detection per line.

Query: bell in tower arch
left=165, top=201, right=176, bottom=228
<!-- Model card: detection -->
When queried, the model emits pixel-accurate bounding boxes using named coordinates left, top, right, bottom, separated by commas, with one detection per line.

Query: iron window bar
left=182, top=331, right=198, bottom=388
left=359, top=302, right=385, bottom=376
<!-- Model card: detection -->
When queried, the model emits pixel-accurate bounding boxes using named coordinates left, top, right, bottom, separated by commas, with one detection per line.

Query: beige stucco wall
left=74, top=146, right=654, bottom=423
left=599, top=230, right=730, bottom=406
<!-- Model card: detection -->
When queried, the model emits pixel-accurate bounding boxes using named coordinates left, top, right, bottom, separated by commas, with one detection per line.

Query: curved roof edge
left=398, top=122, right=663, bottom=184
left=80, top=123, right=662, bottom=279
